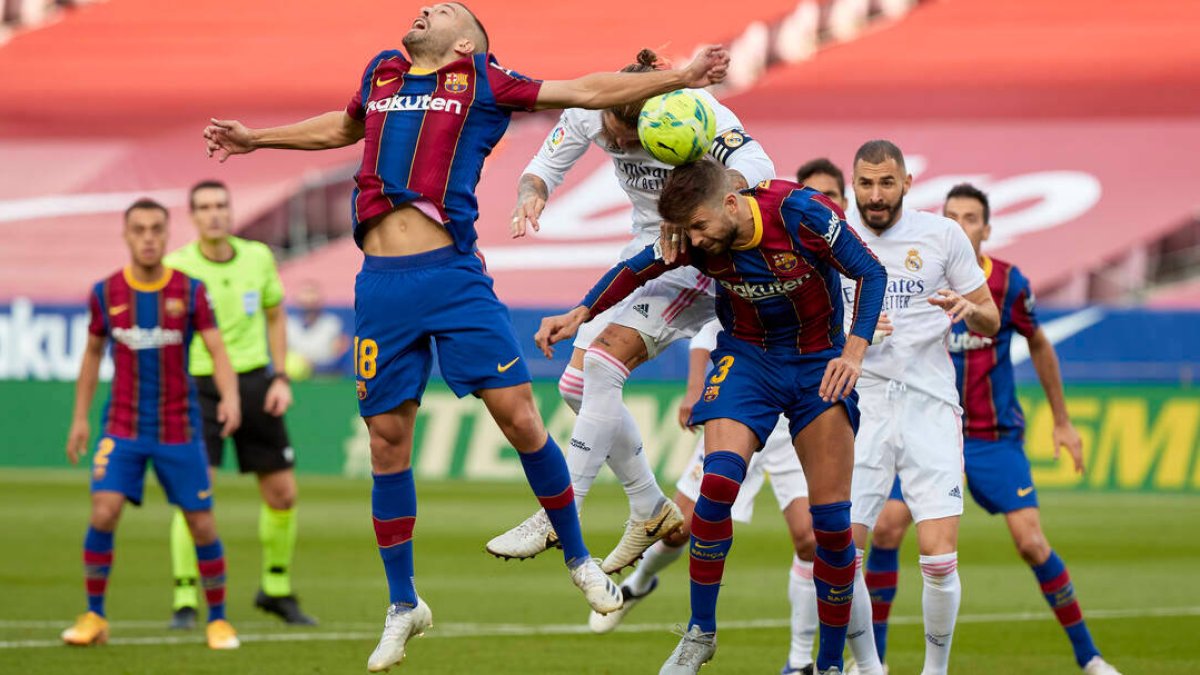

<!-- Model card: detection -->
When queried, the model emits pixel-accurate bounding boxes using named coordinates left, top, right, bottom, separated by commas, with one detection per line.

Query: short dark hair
left=658, top=158, right=728, bottom=225
left=124, top=198, right=169, bottom=222
left=853, top=139, right=905, bottom=171
left=189, top=179, right=228, bottom=211
left=795, top=157, right=845, bottom=196
left=454, top=3, right=489, bottom=54
left=945, top=182, right=991, bottom=224
left=608, top=49, right=664, bottom=129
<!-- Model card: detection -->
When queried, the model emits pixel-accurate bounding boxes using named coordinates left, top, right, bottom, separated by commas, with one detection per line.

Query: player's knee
left=183, top=511, right=217, bottom=545
left=89, top=504, right=121, bottom=530
left=260, top=471, right=297, bottom=509
left=792, top=529, right=817, bottom=561
left=873, top=520, right=908, bottom=549
left=496, top=405, right=545, bottom=451
left=1013, top=529, right=1050, bottom=565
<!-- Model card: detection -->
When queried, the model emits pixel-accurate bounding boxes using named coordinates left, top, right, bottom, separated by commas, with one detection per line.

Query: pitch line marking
left=2, top=605, right=1198, bottom=649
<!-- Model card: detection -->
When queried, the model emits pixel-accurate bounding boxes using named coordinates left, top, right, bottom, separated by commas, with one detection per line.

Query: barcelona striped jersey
left=949, top=256, right=1039, bottom=440
left=87, top=268, right=216, bottom=444
left=580, top=180, right=887, bottom=354
left=345, top=51, right=542, bottom=252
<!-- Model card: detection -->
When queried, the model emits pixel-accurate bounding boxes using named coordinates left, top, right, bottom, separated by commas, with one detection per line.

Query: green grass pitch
left=1, top=468, right=1197, bottom=673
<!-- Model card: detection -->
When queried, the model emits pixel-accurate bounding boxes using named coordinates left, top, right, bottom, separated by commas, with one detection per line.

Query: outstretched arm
left=535, top=45, right=729, bottom=111
left=533, top=242, right=687, bottom=357
left=204, top=112, right=365, bottom=162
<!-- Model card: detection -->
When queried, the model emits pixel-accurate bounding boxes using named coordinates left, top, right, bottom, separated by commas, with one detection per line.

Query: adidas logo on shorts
left=633, top=303, right=650, bottom=318
left=948, top=486, right=962, bottom=499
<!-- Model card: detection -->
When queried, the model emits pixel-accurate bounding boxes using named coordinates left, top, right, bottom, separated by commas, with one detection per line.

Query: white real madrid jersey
left=523, top=88, right=775, bottom=259
left=840, top=208, right=987, bottom=406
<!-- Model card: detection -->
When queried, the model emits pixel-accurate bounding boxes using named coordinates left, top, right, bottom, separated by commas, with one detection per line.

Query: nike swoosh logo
left=644, top=510, right=671, bottom=538
left=829, top=585, right=852, bottom=596
left=693, top=541, right=721, bottom=550
left=497, top=357, right=520, bottom=373
left=197, top=489, right=212, bottom=500
left=1009, top=307, right=1105, bottom=365
left=109, top=304, right=128, bottom=316
left=1017, top=486, right=1035, bottom=497
left=376, top=76, right=399, bottom=86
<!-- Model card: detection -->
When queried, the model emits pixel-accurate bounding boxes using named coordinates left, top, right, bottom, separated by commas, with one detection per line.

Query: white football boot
left=659, top=625, right=717, bottom=674
left=485, top=509, right=560, bottom=560
left=570, top=558, right=623, bottom=615
left=589, top=577, right=659, bottom=634
left=601, top=499, right=685, bottom=573
left=1083, top=657, right=1122, bottom=675
left=366, top=599, right=433, bottom=672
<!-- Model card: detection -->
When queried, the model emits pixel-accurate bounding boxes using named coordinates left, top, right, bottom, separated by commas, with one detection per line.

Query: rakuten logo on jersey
left=720, top=274, right=811, bottom=300
left=112, top=326, right=183, bottom=350
left=946, top=332, right=994, bottom=353
left=367, top=95, right=464, bottom=115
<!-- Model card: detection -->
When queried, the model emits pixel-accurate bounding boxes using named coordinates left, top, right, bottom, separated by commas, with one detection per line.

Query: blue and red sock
left=865, top=545, right=900, bottom=661
left=1032, top=550, right=1100, bottom=667
left=518, top=437, right=589, bottom=567
left=195, top=540, right=227, bottom=622
left=688, top=451, right=746, bottom=634
left=373, top=469, right=418, bottom=607
left=811, top=501, right=855, bottom=672
left=83, top=527, right=114, bottom=617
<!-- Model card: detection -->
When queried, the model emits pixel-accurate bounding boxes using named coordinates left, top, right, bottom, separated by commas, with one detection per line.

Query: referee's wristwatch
left=271, top=373, right=291, bottom=384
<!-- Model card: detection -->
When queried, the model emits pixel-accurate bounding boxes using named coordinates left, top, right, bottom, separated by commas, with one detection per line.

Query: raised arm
left=512, top=110, right=594, bottom=237
left=534, top=45, right=729, bottom=111
left=204, top=112, right=365, bottom=162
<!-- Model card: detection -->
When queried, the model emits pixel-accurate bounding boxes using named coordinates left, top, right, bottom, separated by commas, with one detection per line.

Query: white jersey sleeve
left=689, top=318, right=722, bottom=353
left=694, top=89, right=775, bottom=187
left=944, top=221, right=988, bottom=295
left=521, top=108, right=599, bottom=194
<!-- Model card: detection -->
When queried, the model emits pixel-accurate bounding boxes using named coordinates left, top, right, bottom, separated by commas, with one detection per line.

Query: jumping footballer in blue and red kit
left=537, top=162, right=886, bottom=675
left=863, top=184, right=1120, bottom=675
left=62, top=199, right=244, bottom=651
left=201, top=4, right=734, bottom=669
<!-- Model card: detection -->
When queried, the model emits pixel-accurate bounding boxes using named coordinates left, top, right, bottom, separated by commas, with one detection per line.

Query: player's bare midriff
left=360, top=204, right=454, bottom=257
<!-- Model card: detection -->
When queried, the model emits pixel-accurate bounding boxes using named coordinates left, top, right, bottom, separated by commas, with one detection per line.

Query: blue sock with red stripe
left=83, top=527, right=114, bottom=617
left=195, top=540, right=227, bottom=622
left=1032, top=550, right=1100, bottom=667
left=688, top=451, right=746, bottom=634
left=865, top=545, right=900, bottom=661
left=518, top=437, right=588, bottom=567
left=811, top=501, right=855, bottom=672
left=372, top=470, right=418, bottom=607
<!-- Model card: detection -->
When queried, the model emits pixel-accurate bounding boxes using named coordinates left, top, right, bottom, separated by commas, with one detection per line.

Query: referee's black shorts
left=196, top=367, right=294, bottom=474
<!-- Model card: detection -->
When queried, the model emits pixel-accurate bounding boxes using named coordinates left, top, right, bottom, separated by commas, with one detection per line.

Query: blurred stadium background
left=1, top=0, right=1198, bottom=673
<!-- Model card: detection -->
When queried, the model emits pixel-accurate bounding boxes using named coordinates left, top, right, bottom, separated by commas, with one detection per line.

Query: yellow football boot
left=61, top=612, right=109, bottom=646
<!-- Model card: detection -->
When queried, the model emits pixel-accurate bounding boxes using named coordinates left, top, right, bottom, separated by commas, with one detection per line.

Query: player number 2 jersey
left=949, top=256, right=1039, bottom=440
left=87, top=268, right=215, bottom=444
left=841, top=209, right=988, bottom=406
left=345, top=51, right=542, bottom=252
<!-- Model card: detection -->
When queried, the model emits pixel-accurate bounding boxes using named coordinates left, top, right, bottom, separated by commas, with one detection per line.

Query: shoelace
left=667, top=625, right=714, bottom=664
left=513, top=511, right=550, bottom=537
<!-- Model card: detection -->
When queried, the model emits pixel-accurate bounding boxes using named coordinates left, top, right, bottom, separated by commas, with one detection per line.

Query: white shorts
left=573, top=266, right=715, bottom=358
left=850, top=380, right=964, bottom=528
left=676, top=416, right=808, bottom=523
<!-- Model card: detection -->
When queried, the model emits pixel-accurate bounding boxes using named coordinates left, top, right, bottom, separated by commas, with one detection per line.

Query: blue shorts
left=964, top=436, right=1038, bottom=515
left=354, top=247, right=532, bottom=417
left=689, top=334, right=859, bottom=446
left=90, top=436, right=213, bottom=511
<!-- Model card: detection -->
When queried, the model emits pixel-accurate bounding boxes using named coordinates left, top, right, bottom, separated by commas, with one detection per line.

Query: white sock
left=576, top=348, right=664, bottom=519
left=919, top=552, right=961, bottom=675
left=625, top=540, right=684, bottom=595
left=558, top=366, right=584, bottom=414
left=848, top=549, right=885, bottom=674
left=787, top=555, right=817, bottom=669
left=604, top=406, right=665, bottom=520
